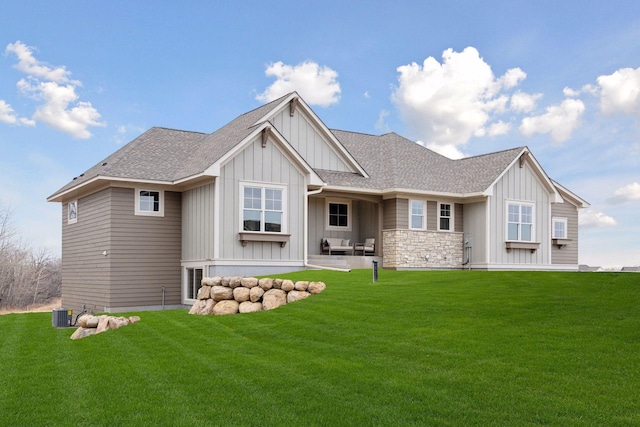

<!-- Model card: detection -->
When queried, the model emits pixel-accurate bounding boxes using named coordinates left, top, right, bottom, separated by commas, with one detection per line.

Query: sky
left=0, top=0, right=639, bottom=268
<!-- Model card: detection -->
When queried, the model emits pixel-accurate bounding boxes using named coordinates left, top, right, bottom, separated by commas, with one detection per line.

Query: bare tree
left=0, top=201, right=61, bottom=309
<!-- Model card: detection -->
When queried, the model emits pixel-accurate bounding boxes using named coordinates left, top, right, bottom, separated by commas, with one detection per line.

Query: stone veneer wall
left=383, top=230, right=464, bottom=269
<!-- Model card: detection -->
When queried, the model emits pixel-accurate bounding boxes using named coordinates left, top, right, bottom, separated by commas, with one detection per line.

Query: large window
left=326, top=199, right=351, bottom=231
left=410, top=200, right=425, bottom=230
left=438, top=202, right=453, bottom=231
left=507, top=202, right=534, bottom=241
left=186, top=267, right=203, bottom=300
left=552, top=217, right=567, bottom=239
left=135, top=189, right=164, bottom=217
left=241, top=183, right=286, bottom=233
left=68, top=200, right=77, bottom=224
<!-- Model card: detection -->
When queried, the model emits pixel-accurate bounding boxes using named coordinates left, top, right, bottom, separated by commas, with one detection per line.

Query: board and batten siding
left=269, top=107, right=351, bottom=172
left=218, top=135, right=305, bottom=263
left=61, top=188, right=111, bottom=313
left=462, top=201, right=488, bottom=264
left=551, top=197, right=579, bottom=265
left=488, top=161, right=551, bottom=265
left=107, top=188, right=182, bottom=311
left=182, top=182, right=215, bottom=261
left=308, top=196, right=380, bottom=255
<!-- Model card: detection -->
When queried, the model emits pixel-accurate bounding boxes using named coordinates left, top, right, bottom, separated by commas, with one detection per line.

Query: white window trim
left=68, top=200, right=78, bottom=224
left=506, top=200, right=536, bottom=242
left=239, top=181, right=288, bottom=234
left=135, top=189, right=165, bottom=217
left=437, top=202, right=454, bottom=232
left=325, top=198, right=352, bottom=231
left=552, top=217, right=568, bottom=239
left=409, top=200, right=426, bottom=230
left=184, top=266, right=204, bottom=304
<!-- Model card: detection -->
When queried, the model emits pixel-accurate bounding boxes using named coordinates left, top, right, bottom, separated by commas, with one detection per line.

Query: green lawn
left=1, top=270, right=639, bottom=426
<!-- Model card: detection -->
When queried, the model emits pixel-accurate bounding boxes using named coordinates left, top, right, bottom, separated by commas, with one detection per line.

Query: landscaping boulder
left=229, top=276, right=243, bottom=289
left=287, top=290, right=310, bottom=303
left=233, top=287, right=250, bottom=302
left=241, top=277, right=258, bottom=288
left=239, top=301, right=263, bottom=313
left=70, top=327, right=96, bottom=340
left=96, top=315, right=110, bottom=334
left=250, top=286, right=265, bottom=303
left=197, top=285, right=211, bottom=300
left=213, top=300, right=239, bottom=315
left=294, top=281, right=309, bottom=291
left=258, top=278, right=273, bottom=291
left=200, top=299, right=216, bottom=315
left=308, top=281, right=327, bottom=294
left=189, top=299, right=206, bottom=315
left=211, top=285, right=234, bottom=301
left=280, top=280, right=295, bottom=292
left=262, top=289, right=287, bottom=310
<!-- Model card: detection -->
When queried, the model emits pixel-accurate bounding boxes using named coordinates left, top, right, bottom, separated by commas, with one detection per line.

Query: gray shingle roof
left=50, top=93, right=526, bottom=199
left=326, top=130, right=524, bottom=194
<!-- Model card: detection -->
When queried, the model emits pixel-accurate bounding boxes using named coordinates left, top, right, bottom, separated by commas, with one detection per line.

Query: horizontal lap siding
left=109, top=188, right=182, bottom=308
left=551, top=199, right=579, bottom=265
left=383, top=198, right=408, bottom=229
left=61, top=189, right=111, bottom=313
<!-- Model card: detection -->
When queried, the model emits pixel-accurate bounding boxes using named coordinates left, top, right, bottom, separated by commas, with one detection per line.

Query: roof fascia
left=252, top=92, right=369, bottom=178
left=47, top=176, right=174, bottom=202
left=551, top=180, right=590, bottom=208
left=204, top=122, right=325, bottom=187
left=320, top=185, right=487, bottom=201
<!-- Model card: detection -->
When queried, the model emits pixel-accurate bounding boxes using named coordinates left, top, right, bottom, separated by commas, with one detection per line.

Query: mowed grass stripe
left=0, top=270, right=638, bottom=426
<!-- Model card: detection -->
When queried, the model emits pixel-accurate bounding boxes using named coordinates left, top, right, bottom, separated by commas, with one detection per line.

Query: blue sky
left=1, top=1, right=639, bottom=267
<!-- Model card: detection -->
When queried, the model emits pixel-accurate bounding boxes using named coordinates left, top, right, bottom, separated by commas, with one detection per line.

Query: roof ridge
left=458, top=146, right=525, bottom=161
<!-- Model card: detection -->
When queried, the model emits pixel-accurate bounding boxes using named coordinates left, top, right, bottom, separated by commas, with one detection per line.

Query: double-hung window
left=410, top=200, right=425, bottom=230
left=552, top=217, right=568, bottom=239
left=135, top=189, right=164, bottom=217
left=242, top=183, right=286, bottom=233
left=438, top=203, right=453, bottom=231
left=507, top=202, right=534, bottom=241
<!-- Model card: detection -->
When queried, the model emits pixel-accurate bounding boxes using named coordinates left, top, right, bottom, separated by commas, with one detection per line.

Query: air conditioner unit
left=52, top=308, right=72, bottom=328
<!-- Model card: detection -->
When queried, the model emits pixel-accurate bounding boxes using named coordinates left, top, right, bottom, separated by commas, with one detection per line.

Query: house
left=48, top=92, right=589, bottom=313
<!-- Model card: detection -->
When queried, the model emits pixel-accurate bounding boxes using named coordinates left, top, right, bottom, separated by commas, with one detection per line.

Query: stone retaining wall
left=383, top=230, right=463, bottom=269
left=189, top=276, right=326, bottom=316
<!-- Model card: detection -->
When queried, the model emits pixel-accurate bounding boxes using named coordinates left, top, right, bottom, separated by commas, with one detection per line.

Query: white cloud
left=3, top=40, right=104, bottom=138
left=597, top=67, right=640, bottom=118
left=579, top=210, right=617, bottom=228
left=608, top=182, right=640, bottom=204
left=487, top=120, right=511, bottom=136
left=375, top=109, right=391, bottom=133
left=510, top=91, right=542, bottom=113
left=391, top=47, right=526, bottom=153
left=0, top=99, right=35, bottom=126
left=519, top=98, right=585, bottom=143
left=256, top=61, right=341, bottom=107
left=0, top=100, right=18, bottom=124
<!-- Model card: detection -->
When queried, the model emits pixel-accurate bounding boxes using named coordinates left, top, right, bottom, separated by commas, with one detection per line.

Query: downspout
left=304, top=185, right=351, bottom=272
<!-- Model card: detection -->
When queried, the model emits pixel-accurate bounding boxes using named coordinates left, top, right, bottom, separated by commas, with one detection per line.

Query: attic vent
left=262, top=126, right=270, bottom=148
left=519, top=152, right=528, bottom=168
left=102, top=162, right=107, bottom=166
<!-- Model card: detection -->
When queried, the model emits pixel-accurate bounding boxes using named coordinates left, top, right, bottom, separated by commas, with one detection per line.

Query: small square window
left=326, top=199, right=351, bottom=231
left=553, top=218, right=567, bottom=239
left=135, top=189, right=164, bottom=217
